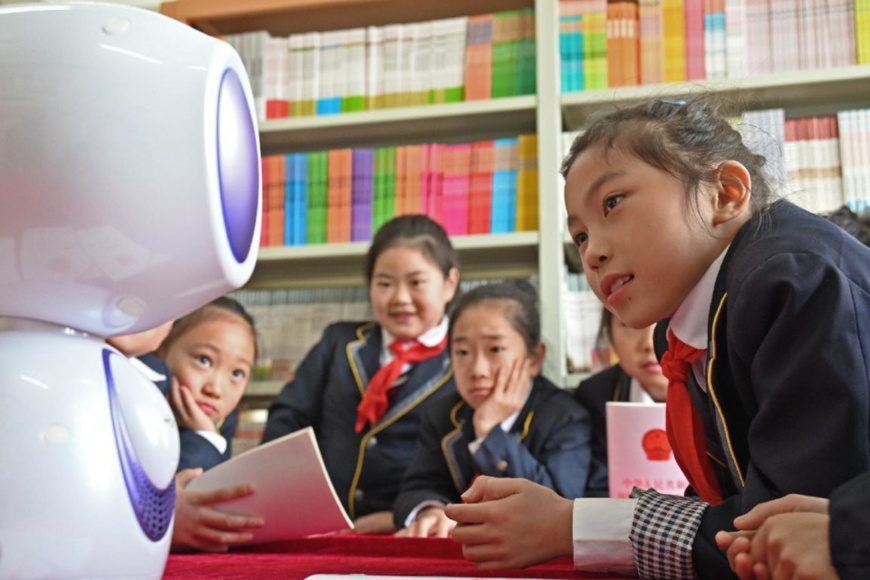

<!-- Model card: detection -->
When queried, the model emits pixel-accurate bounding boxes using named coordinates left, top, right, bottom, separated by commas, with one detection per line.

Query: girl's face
left=163, top=315, right=255, bottom=423
left=369, top=245, right=459, bottom=342
left=609, top=316, right=668, bottom=401
left=564, top=144, right=729, bottom=329
left=450, top=304, right=543, bottom=410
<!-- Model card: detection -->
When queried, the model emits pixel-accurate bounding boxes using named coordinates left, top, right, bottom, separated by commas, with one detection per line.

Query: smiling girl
left=262, top=214, right=461, bottom=534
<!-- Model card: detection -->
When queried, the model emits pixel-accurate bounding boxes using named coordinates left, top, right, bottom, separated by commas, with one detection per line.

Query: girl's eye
left=196, top=355, right=212, bottom=367
left=490, top=345, right=506, bottom=354
left=574, top=232, right=588, bottom=246
left=604, top=194, right=624, bottom=214
left=232, top=369, right=247, bottom=380
left=452, top=348, right=468, bottom=357
left=376, top=281, right=390, bottom=289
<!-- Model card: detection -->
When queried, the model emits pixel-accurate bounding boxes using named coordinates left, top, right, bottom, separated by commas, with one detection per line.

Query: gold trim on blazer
left=706, top=292, right=746, bottom=488
left=347, top=322, right=376, bottom=400
left=441, top=399, right=467, bottom=493
left=345, top=324, right=454, bottom=519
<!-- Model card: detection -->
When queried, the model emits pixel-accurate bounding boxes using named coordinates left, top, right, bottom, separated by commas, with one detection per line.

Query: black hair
left=365, top=214, right=461, bottom=309
left=561, top=98, right=776, bottom=218
left=448, top=280, right=540, bottom=352
left=156, top=295, right=258, bottom=361
left=824, top=205, right=870, bottom=248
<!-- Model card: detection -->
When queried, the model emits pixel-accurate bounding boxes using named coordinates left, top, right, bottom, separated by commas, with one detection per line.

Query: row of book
left=227, top=9, right=536, bottom=121
left=559, top=0, right=869, bottom=91
left=740, top=108, right=870, bottom=214
left=232, top=287, right=372, bottom=384
left=562, top=107, right=870, bottom=216
left=260, top=135, right=539, bottom=247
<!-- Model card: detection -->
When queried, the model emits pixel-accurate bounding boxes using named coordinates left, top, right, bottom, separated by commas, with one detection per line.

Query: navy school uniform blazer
left=393, top=375, right=593, bottom=529
left=654, top=201, right=870, bottom=578
left=262, top=321, right=456, bottom=520
left=574, top=365, right=632, bottom=497
left=830, top=471, right=870, bottom=579
left=138, top=353, right=237, bottom=472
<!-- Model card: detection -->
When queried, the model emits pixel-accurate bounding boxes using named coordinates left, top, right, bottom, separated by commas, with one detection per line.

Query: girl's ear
left=712, top=160, right=752, bottom=227
left=528, top=342, right=546, bottom=376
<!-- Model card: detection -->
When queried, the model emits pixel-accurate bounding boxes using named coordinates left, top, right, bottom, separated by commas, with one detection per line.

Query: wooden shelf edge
left=161, top=0, right=533, bottom=36
left=247, top=232, right=540, bottom=289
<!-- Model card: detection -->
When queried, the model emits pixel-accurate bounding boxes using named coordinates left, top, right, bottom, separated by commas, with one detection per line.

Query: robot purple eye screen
left=218, top=67, right=260, bottom=264
left=0, top=4, right=261, bottom=579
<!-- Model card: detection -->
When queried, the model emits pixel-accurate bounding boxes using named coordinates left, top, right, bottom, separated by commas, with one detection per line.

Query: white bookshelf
left=162, top=0, right=870, bottom=389
left=561, top=65, right=870, bottom=127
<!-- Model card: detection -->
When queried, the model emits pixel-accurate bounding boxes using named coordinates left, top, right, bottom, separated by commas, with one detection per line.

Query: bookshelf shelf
left=561, top=65, right=870, bottom=127
left=162, top=0, right=870, bottom=390
left=259, top=96, right=538, bottom=155
left=162, top=0, right=532, bottom=37
left=250, top=231, right=540, bottom=289
left=244, top=380, right=286, bottom=398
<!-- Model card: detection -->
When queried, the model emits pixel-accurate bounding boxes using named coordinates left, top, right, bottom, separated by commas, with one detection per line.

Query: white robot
left=0, top=3, right=261, bottom=578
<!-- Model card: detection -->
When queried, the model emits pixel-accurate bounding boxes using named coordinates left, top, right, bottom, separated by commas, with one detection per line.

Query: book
left=187, top=427, right=353, bottom=544
left=605, top=402, right=688, bottom=498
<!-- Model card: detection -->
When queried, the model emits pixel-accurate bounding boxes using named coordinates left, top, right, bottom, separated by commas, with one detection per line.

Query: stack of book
left=259, top=135, right=539, bottom=247
left=559, top=0, right=868, bottom=92
left=559, top=108, right=870, bottom=217
left=226, top=9, right=537, bottom=121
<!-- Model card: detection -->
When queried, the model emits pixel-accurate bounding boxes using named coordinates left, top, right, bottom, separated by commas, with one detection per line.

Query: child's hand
left=171, top=468, right=264, bottom=552
left=732, top=493, right=829, bottom=531
left=445, top=476, right=574, bottom=570
left=169, top=376, right=218, bottom=432
left=352, top=510, right=396, bottom=535
left=400, top=506, right=455, bottom=538
left=718, top=512, right=835, bottom=580
left=472, top=358, right=532, bottom=440
left=716, top=493, right=832, bottom=580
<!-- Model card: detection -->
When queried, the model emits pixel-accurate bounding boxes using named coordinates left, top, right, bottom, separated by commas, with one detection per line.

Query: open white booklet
left=606, top=402, right=688, bottom=498
left=186, top=426, right=353, bottom=544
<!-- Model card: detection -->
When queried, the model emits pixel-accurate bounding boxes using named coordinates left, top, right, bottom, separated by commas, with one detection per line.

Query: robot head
left=0, top=2, right=261, bottom=336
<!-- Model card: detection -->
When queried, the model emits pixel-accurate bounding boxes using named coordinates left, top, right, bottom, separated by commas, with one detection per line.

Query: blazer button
left=495, top=459, right=509, bottom=472
left=366, top=436, right=378, bottom=448
left=354, top=489, right=365, bottom=502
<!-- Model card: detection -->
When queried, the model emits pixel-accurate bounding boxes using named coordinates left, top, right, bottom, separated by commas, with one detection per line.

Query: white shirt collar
left=380, top=316, right=449, bottom=364
left=668, top=248, right=729, bottom=350
left=628, top=378, right=656, bottom=403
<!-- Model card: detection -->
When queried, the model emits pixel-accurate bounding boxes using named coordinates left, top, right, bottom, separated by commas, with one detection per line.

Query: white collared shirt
left=572, top=248, right=729, bottom=572
left=628, top=378, right=656, bottom=403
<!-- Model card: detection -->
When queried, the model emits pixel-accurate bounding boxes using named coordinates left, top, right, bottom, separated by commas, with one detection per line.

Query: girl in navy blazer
left=394, top=281, right=593, bottom=537
left=574, top=308, right=668, bottom=497
left=263, top=215, right=460, bottom=534
left=446, top=98, right=870, bottom=578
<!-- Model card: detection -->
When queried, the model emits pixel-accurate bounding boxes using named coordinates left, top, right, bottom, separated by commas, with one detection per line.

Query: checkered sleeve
left=628, top=488, right=709, bottom=580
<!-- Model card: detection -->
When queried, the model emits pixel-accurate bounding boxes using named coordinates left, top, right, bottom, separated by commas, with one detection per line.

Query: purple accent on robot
left=217, top=68, right=259, bottom=264
left=104, top=349, right=175, bottom=542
